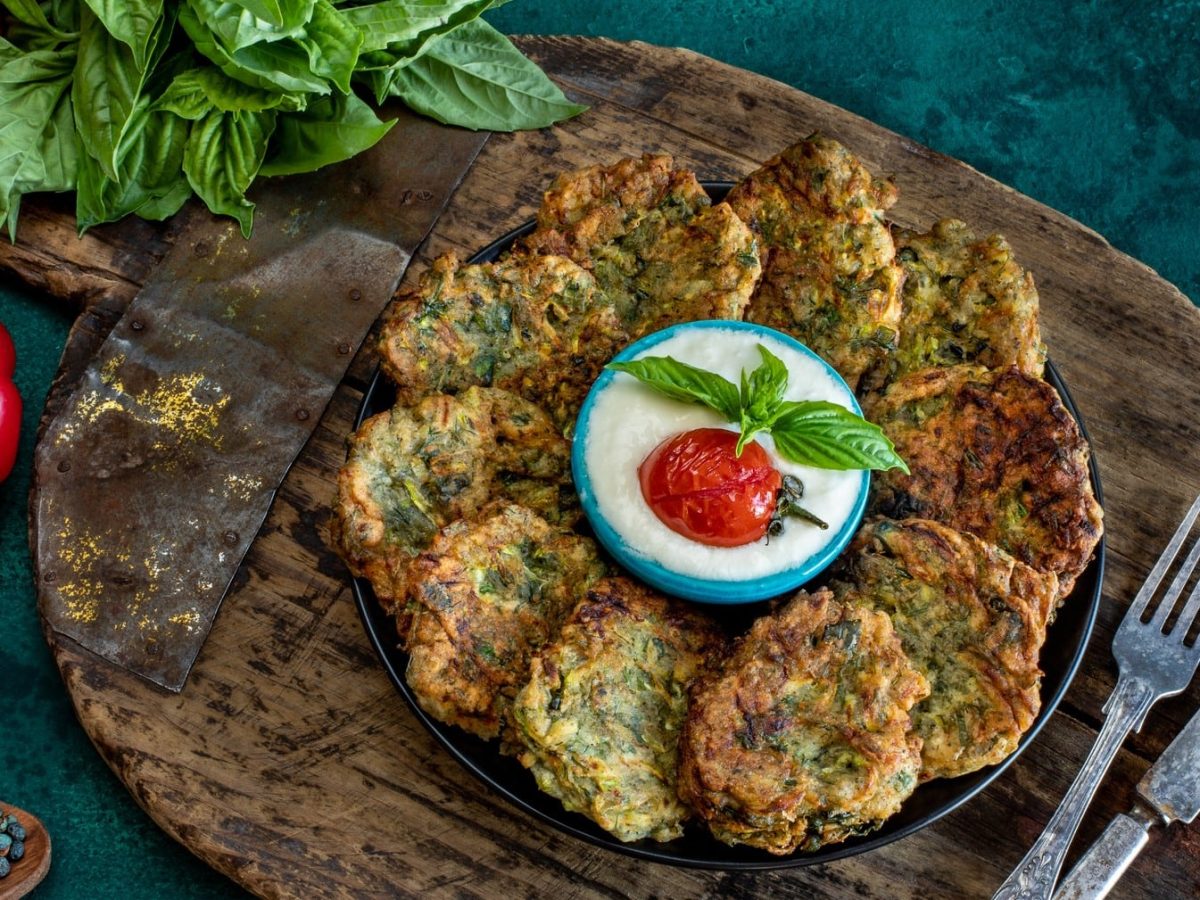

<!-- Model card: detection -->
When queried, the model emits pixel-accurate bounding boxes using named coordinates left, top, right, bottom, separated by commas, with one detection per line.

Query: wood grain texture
left=13, top=36, right=1200, bottom=898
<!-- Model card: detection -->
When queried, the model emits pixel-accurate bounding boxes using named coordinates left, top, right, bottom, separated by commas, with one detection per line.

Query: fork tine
left=1172, top=572, right=1200, bottom=646
left=1127, top=492, right=1200, bottom=621
left=1151, top=527, right=1200, bottom=628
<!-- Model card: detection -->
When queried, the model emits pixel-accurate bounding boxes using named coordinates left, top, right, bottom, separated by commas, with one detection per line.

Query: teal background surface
left=1, top=2, right=1197, bottom=896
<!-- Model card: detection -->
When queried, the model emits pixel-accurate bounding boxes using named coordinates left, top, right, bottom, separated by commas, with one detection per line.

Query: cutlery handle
left=992, top=676, right=1156, bottom=900
left=1052, top=807, right=1159, bottom=900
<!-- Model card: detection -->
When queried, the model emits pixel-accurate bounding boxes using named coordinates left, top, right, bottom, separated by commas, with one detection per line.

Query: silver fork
left=993, top=492, right=1200, bottom=900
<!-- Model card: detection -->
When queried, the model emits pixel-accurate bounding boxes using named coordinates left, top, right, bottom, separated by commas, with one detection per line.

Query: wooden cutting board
left=11, top=36, right=1200, bottom=899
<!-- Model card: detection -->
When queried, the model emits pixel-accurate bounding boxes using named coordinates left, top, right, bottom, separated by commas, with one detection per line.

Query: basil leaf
left=157, top=66, right=307, bottom=118
left=229, top=0, right=313, bottom=31
left=72, top=5, right=147, bottom=180
left=40, top=81, right=79, bottom=187
left=215, top=1, right=317, bottom=51
left=180, top=0, right=329, bottom=94
left=81, top=0, right=163, bottom=70
left=606, top=356, right=741, bottom=422
left=261, top=90, right=394, bottom=176
left=732, top=344, right=787, bottom=455
left=0, top=44, right=76, bottom=238
left=76, top=102, right=190, bottom=231
left=3, top=0, right=77, bottom=42
left=769, top=400, right=909, bottom=472
left=183, top=107, right=276, bottom=237
left=343, top=0, right=497, bottom=56
left=744, top=345, right=789, bottom=422
left=387, top=18, right=586, bottom=131
left=303, top=0, right=361, bottom=94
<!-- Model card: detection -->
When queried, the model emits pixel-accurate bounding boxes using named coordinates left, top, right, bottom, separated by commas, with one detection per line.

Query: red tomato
left=0, top=324, right=20, bottom=483
left=638, top=428, right=782, bottom=547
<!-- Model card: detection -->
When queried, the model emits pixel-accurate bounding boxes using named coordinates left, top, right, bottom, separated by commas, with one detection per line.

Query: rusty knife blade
left=35, top=106, right=488, bottom=691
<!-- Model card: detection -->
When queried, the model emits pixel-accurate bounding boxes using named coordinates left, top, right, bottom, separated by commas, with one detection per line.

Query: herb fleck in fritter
left=513, top=578, right=728, bottom=842
left=729, top=133, right=904, bottom=391
left=832, top=517, right=1059, bottom=779
left=863, top=364, right=1102, bottom=597
left=677, top=588, right=928, bottom=855
left=404, top=503, right=607, bottom=742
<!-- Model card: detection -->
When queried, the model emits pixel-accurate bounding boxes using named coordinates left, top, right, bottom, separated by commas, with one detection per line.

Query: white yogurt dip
left=581, top=325, right=863, bottom=583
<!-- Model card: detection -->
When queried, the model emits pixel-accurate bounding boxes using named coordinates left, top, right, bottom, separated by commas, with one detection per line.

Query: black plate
left=350, top=185, right=1106, bottom=869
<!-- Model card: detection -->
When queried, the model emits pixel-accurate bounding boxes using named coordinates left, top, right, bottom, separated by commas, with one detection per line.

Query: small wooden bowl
left=0, top=804, right=50, bottom=900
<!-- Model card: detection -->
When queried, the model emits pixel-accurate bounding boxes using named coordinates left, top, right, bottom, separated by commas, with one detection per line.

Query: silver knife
left=1054, top=704, right=1200, bottom=899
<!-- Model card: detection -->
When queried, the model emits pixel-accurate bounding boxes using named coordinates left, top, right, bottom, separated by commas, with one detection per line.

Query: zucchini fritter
left=520, top=153, right=709, bottom=268
left=864, top=364, right=1102, bottom=597
left=404, top=503, right=607, bottom=742
left=626, top=202, right=762, bottom=336
left=513, top=577, right=728, bottom=842
left=729, top=134, right=904, bottom=390
left=331, top=387, right=575, bottom=612
left=832, top=518, right=1059, bottom=779
left=378, top=252, right=627, bottom=428
left=518, top=154, right=760, bottom=337
left=889, top=219, right=1046, bottom=382
left=677, top=589, right=928, bottom=855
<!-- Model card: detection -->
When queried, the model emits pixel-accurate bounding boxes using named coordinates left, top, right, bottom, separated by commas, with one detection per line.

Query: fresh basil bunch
left=0, top=0, right=586, bottom=238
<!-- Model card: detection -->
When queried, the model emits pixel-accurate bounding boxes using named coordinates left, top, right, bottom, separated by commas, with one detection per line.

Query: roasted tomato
left=639, top=427, right=781, bottom=547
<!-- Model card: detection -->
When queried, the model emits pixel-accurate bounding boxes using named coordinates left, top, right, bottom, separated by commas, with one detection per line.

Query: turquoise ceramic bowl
left=571, top=320, right=870, bottom=604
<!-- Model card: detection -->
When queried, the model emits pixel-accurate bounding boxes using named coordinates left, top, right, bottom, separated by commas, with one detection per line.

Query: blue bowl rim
left=571, top=319, right=870, bottom=604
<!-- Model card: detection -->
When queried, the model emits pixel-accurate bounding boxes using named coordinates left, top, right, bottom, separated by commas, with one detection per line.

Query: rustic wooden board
left=11, top=36, right=1200, bottom=898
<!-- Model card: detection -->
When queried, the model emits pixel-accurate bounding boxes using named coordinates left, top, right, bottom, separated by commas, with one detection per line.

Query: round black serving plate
left=350, top=184, right=1106, bottom=870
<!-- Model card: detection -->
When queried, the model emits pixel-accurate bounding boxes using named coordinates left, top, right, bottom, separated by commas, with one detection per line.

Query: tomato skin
left=0, top=324, right=18, bottom=483
left=638, top=428, right=782, bottom=547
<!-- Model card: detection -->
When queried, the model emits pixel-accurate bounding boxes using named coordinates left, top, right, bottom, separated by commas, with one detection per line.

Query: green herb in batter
left=607, top=344, right=908, bottom=472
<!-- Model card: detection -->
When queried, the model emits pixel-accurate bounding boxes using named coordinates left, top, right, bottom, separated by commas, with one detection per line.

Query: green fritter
left=748, top=245, right=903, bottom=392
left=331, top=387, right=576, bottom=616
left=888, top=218, right=1046, bottom=382
left=624, top=202, right=761, bottom=336
left=728, top=133, right=904, bottom=391
left=513, top=577, right=729, bottom=843
left=518, top=154, right=760, bottom=338
left=519, top=153, right=710, bottom=268
left=378, top=252, right=627, bottom=429
left=403, top=503, right=607, bottom=742
left=831, top=517, right=1059, bottom=780
left=863, top=364, right=1103, bottom=598
left=677, top=589, right=928, bottom=855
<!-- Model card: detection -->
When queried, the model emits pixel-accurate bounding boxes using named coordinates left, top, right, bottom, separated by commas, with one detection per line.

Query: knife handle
left=1053, top=808, right=1159, bottom=900
left=992, top=675, right=1156, bottom=900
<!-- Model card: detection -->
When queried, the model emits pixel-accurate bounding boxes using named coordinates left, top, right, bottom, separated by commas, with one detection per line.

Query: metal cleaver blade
left=34, top=106, right=488, bottom=691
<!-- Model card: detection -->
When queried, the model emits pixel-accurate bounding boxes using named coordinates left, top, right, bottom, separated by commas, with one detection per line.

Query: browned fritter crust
left=512, top=577, right=729, bottom=842
left=378, top=252, right=627, bottom=429
left=889, top=219, right=1046, bottom=382
left=831, top=518, right=1058, bottom=779
left=677, top=589, right=928, bottom=855
left=729, top=134, right=904, bottom=391
left=403, top=503, right=607, bottom=742
left=863, top=365, right=1103, bottom=598
left=519, top=153, right=710, bottom=265
left=517, top=154, right=760, bottom=338
left=331, top=387, right=575, bottom=614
